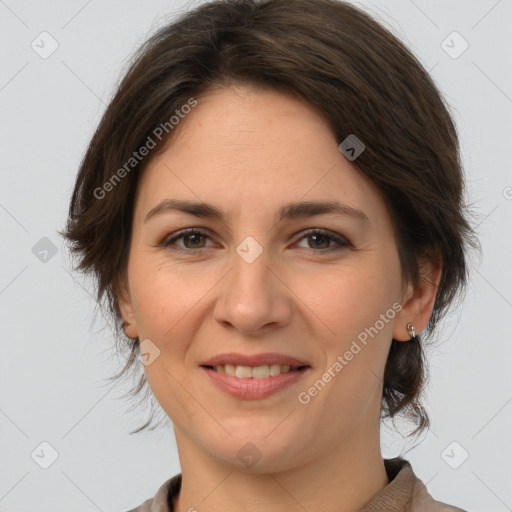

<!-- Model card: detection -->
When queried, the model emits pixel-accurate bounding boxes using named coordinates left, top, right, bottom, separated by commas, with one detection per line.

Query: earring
left=406, top=322, right=416, bottom=340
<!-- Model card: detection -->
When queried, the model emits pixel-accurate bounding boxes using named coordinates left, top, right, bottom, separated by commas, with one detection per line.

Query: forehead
left=133, top=86, right=390, bottom=229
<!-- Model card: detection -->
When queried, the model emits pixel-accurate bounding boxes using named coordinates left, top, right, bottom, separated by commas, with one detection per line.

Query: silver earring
left=406, top=322, right=416, bottom=340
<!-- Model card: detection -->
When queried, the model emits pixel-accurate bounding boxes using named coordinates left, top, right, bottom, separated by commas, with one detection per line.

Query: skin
left=119, top=84, right=441, bottom=512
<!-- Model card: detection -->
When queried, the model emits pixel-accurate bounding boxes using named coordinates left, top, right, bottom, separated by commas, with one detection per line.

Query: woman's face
left=119, top=85, right=421, bottom=472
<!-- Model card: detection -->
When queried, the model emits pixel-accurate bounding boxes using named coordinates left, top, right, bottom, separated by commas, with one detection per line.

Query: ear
left=117, top=280, right=139, bottom=339
left=393, top=254, right=442, bottom=342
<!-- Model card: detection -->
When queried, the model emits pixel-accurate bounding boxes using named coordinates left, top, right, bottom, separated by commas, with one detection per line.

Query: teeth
left=212, top=363, right=298, bottom=378
left=235, top=365, right=252, bottom=378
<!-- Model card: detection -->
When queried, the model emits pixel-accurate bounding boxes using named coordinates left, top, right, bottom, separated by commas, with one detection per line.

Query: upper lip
left=200, top=352, right=311, bottom=368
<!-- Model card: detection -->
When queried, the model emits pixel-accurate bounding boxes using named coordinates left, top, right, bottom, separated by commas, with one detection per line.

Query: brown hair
left=60, top=0, right=478, bottom=436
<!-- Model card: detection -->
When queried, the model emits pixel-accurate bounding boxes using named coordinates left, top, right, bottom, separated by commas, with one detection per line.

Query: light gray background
left=1, top=0, right=511, bottom=511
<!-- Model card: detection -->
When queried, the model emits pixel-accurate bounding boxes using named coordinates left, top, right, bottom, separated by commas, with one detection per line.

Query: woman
left=60, top=0, right=477, bottom=510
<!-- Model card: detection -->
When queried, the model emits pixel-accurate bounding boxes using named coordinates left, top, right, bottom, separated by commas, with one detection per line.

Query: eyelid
left=295, top=228, right=352, bottom=250
left=161, top=227, right=352, bottom=253
left=161, top=227, right=214, bottom=250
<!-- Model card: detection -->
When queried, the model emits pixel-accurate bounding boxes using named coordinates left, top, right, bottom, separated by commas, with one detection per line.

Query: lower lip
left=201, top=366, right=310, bottom=400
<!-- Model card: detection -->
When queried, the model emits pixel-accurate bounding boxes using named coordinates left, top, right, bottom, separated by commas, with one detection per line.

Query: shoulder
left=361, top=458, right=468, bottom=511
left=126, top=474, right=181, bottom=512
left=405, top=461, right=468, bottom=511
left=127, top=463, right=469, bottom=512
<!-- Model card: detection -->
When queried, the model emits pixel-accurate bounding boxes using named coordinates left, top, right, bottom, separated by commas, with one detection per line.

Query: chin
left=201, top=419, right=310, bottom=473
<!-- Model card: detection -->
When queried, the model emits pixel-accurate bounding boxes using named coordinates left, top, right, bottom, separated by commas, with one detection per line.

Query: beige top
left=127, top=458, right=468, bottom=511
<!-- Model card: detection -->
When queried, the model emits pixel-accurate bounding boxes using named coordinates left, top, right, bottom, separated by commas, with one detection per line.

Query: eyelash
left=161, top=228, right=351, bottom=255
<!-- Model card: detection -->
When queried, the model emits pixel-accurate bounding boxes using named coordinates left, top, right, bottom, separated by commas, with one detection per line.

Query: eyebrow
left=144, top=198, right=371, bottom=227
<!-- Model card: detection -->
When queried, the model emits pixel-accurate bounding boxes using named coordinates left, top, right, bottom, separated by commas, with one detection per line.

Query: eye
left=162, top=228, right=212, bottom=252
left=294, top=229, right=351, bottom=253
left=161, top=227, right=351, bottom=255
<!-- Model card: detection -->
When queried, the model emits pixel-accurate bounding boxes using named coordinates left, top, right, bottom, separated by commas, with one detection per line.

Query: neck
left=172, top=423, right=389, bottom=512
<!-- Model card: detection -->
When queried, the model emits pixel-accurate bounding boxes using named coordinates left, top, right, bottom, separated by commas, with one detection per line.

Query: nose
left=213, top=244, right=293, bottom=335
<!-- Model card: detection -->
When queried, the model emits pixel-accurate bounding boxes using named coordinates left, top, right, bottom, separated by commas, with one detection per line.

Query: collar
left=141, top=457, right=430, bottom=511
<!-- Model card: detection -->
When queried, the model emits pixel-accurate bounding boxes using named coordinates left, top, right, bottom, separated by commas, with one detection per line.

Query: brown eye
left=306, top=233, right=331, bottom=249
left=162, top=228, right=350, bottom=255
left=181, top=232, right=207, bottom=249
left=295, top=229, right=351, bottom=253
left=163, top=229, right=212, bottom=251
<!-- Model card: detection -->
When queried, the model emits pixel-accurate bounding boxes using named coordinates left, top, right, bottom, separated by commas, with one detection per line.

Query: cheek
left=127, top=256, right=209, bottom=351
left=295, top=260, right=399, bottom=393
left=128, top=261, right=211, bottom=414
left=292, top=262, right=398, bottom=343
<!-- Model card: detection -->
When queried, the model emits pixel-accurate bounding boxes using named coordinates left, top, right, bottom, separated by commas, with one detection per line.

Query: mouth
left=200, top=363, right=310, bottom=379
left=200, top=363, right=311, bottom=400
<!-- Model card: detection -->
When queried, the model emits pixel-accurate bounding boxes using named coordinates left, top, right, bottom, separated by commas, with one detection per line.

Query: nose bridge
left=231, top=234, right=274, bottom=304
left=214, top=234, right=290, bottom=332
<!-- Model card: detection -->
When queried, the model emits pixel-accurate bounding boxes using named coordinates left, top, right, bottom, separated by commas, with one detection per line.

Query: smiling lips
left=200, top=352, right=311, bottom=400
left=201, top=351, right=311, bottom=368
left=208, top=363, right=301, bottom=378
left=200, top=351, right=310, bottom=378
